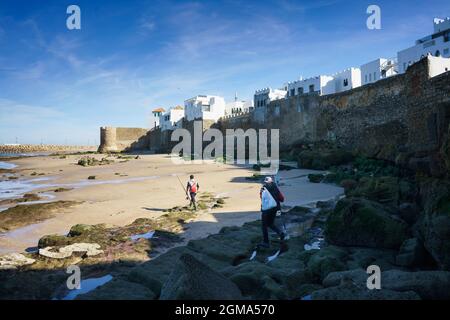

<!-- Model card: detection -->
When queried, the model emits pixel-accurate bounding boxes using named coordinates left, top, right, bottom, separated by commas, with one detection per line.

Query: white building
left=184, top=95, right=226, bottom=122
left=428, top=54, right=450, bottom=77
left=360, top=58, right=397, bottom=85
left=225, top=100, right=254, bottom=115
left=159, top=106, right=185, bottom=131
left=254, top=88, right=287, bottom=108
left=286, top=75, right=335, bottom=97
left=398, top=17, right=450, bottom=74
left=333, top=67, right=361, bottom=93
left=150, top=107, right=165, bottom=129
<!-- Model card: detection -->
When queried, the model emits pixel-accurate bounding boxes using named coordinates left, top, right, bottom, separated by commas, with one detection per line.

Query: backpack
left=261, top=187, right=277, bottom=211
left=188, top=180, right=197, bottom=193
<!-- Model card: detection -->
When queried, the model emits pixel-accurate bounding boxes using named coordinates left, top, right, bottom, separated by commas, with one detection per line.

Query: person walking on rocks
left=259, top=176, right=286, bottom=248
left=186, top=175, right=199, bottom=210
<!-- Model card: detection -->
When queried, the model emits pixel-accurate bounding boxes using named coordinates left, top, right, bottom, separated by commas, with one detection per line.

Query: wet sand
left=0, top=154, right=343, bottom=254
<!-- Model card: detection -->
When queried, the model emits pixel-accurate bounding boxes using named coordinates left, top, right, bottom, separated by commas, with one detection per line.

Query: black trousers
left=261, top=207, right=282, bottom=244
left=189, top=192, right=197, bottom=209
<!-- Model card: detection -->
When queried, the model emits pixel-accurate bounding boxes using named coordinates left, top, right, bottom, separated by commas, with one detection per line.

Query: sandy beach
left=0, top=153, right=343, bottom=254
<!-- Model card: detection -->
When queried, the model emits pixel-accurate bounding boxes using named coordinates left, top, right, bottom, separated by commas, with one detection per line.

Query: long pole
left=176, top=175, right=189, bottom=200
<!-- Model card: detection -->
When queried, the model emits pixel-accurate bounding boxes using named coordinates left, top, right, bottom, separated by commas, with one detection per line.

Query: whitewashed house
left=398, top=17, right=450, bottom=73
left=428, top=54, right=450, bottom=77
left=333, top=67, right=361, bottom=93
left=184, top=95, right=226, bottom=122
left=159, top=106, right=185, bottom=131
left=150, top=107, right=165, bottom=129
left=254, top=88, right=287, bottom=108
left=225, top=100, right=254, bottom=115
left=286, top=75, right=335, bottom=97
left=360, top=58, right=397, bottom=85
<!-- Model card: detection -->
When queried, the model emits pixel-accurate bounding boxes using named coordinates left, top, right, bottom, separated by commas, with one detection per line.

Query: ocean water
left=0, top=161, right=17, bottom=170
left=62, top=275, right=113, bottom=300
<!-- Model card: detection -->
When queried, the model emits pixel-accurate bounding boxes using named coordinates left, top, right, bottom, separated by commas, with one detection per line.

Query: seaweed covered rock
left=68, top=224, right=96, bottom=237
left=325, top=198, right=409, bottom=249
left=159, top=254, right=243, bottom=300
left=221, top=261, right=288, bottom=299
left=395, top=238, right=427, bottom=268
left=77, top=279, right=156, bottom=300
left=347, top=176, right=415, bottom=207
left=310, top=282, right=420, bottom=300
left=38, top=234, right=70, bottom=248
left=306, top=246, right=348, bottom=281
left=418, top=179, right=450, bottom=270
left=297, top=148, right=353, bottom=170
left=320, top=269, right=450, bottom=300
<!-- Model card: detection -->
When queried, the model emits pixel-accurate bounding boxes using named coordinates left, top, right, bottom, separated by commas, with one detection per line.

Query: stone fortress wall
left=99, top=56, right=450, bottom=176
left=98, top=127, right=149, bottom=153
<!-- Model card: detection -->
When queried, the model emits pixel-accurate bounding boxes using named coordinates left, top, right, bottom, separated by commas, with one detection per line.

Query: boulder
left=382, top=270, right=450, bottom=300
left=395, top=238, right=427, bottom=268
left=347, top=176, right=401, bottom=207
left=159, top=254, right=243, bottom=300
left=308, top=174, right=324, bottom=183
left=68, top=224, right=95, bottom=237
left=306, top=246, right=348, bottom=281
left=297, top=148, right=353, bottom=170
left=321, top=268, right=450, bottom=300
left=77, top=279, right=156, bottom=300
left=340, top=179, right=357, bottom=193
left=325, top=197, right=409, bottom=249
left=310, top=282, right=420, bottom=300
left=398, top=202, right=421, bottom=226
left=38, top=234, right=70, bottom=248
left=0, top=253, right=35, bottom=270
left=39, top=243, right=103, bottom=259
left=222, top=261, right=287, bottom=299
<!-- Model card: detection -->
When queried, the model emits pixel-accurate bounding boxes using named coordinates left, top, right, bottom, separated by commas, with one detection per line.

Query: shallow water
left=130, top=230, right=155, bottom=241
left=0, top=175, right=160, bottom=202
left=0, top=161, right=17, bottom=169
left=62, top=274, right=113, bottom=300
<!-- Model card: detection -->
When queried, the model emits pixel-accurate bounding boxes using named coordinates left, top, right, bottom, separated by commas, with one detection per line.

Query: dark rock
left=222, top=261, right=287, bottom=299
left=159, top=254, right=243, bottom=300
left=306, top=246, right=348, bottom=281
left=310, top=282, right=420, bottom=300
left=340, top=179, right=357, bottom=193
left=398, top=202, right=421, bottom=225
left=308, top=174, right=324, bottom=183
left=321, top=268, right=450, bottom=300
left=38, top=234, right=70, bottom=248
left=395, top=238, right=427, bottom=268
left=297, top=148, right=353, bottom=170
left=77, top=279, right=156, bottom=300
left=325, top=197, right=409, bottom=249
left=382, top=270, right=450, bottom=300
left=68, top=224, right=95, bottom=237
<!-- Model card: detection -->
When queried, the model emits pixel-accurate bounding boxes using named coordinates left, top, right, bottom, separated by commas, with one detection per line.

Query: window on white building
left=373, top=72, right=376, bottom=80
left=290, top=89, right=295, bottom=96
left=369, top=74, right=372, bottom=82
left=298, top=87, right=304, bottom=95
left=203, top=105, right=211, bottom=112
left=343, top=79, right=349, bottom=86
left=435, top=50, right=441, bottom=57
left=309, top=84, right=314, bottom=92
left=365, top=75, right=368, bottom=83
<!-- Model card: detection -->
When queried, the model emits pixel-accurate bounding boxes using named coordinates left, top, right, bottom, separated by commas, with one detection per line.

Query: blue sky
left=0, top=0, right=449, bottom=145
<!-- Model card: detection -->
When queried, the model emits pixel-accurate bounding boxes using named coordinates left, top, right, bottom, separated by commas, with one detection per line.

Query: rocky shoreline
left=0, top=144, right=449, bottom=300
